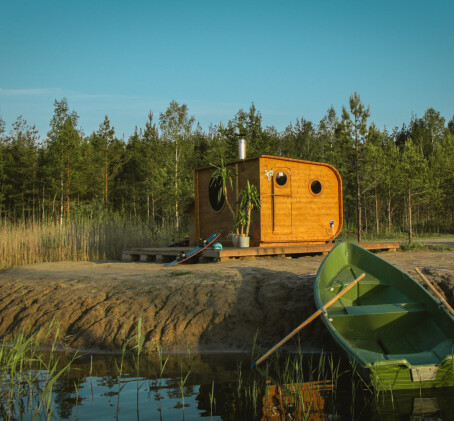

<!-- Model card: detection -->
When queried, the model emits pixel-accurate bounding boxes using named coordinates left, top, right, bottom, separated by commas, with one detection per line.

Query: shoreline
left=0, top=250, right=453, bottom=353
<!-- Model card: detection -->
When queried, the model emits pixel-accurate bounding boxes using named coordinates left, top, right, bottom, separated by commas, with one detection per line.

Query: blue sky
left=1, top=0, right=453, bottom=139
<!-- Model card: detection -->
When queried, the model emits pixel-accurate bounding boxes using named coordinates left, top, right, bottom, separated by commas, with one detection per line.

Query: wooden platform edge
left=121, top=241, right=400, bottom=262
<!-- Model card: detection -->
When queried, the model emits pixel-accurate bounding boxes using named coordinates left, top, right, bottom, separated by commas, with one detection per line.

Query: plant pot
left=231, top=234, right=240, bottom=248
left=238, top=236, right=250, bottom=248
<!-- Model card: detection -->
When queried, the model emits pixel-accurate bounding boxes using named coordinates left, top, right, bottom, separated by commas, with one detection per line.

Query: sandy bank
left=0, top=250, right=453, bottom=353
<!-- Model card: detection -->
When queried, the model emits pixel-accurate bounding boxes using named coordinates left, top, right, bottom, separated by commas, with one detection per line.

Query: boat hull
left=314, top=242, right=454, bottom=390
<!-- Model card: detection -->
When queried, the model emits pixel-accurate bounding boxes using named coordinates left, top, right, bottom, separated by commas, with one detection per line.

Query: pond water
left=4, top=351, right=454, bottom=420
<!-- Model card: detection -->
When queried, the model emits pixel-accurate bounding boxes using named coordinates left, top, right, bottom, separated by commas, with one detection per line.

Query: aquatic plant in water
left=0, top=322, right=77, bottom=420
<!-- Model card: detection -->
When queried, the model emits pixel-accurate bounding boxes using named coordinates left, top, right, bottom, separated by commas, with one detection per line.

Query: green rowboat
left=314, top=242, right=454, bottom=390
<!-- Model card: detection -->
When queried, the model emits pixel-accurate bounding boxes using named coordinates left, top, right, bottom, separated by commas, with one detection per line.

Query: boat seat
left=331, top=302, right=425, bottom=316
left=352, top=345, right=445, bottom=364
left=384, top=351, right=439, bottom=365
left=431, top=339, right=454, bottom=359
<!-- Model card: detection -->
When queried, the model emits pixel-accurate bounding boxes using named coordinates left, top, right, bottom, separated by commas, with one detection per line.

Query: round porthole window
left=275, top=171, right=287, bottom=186
left=209, top=176, right=225, bottom=211
left=310, top=180, right=322, bottom=195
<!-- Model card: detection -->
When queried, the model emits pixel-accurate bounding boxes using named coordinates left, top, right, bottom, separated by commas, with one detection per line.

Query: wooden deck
left=122, top=242, right=400, bottom=263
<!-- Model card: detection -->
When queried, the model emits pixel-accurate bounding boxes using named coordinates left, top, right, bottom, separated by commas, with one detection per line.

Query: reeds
left=0, top=217, right=172, bottom=268
left=0, top=324, right=77, bottom=420
left=209, top=379, right=215, bottom=419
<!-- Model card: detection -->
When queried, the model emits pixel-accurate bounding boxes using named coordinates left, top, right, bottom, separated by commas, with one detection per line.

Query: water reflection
left=4, top=351, right=454, bottom=420
left=47, top=352, right=248, bottom=420
left=370, top=387, right=454, bottom=420
left=262, top=380, right=334, bottom=420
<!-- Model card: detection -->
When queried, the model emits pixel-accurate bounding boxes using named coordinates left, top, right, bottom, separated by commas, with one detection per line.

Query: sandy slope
left=0, top=250, right=452, bottom=353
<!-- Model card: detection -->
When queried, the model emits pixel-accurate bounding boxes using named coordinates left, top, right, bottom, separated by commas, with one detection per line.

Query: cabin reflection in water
left=262, top=380, right=333, bottom=421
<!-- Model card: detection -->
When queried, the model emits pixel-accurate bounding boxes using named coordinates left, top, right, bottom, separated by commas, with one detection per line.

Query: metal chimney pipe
left=238, top=138, right=246, bottom=160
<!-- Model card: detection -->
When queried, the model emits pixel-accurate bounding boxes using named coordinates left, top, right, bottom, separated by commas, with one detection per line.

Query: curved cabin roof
left=196, top=154, right=341, bottom=173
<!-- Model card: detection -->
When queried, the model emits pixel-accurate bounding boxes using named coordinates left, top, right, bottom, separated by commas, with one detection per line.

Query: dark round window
left=209, top=176, right=225, bottom=211
left=275, top=171, right=287, bottom=186
left=310, top=180, right=322, bottom=195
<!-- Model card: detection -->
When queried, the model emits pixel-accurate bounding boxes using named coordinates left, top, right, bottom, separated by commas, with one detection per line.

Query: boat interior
left=322, top=264, right=454, bottom=365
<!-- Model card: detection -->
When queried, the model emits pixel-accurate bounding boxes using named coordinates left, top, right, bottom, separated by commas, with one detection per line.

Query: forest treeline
left=1, top=94, right=453, bottom=241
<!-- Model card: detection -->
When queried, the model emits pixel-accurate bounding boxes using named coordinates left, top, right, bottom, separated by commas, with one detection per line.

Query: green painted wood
left=314, top=242, right=454, bottom=390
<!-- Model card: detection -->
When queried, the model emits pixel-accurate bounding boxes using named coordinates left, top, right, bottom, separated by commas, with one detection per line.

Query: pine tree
left=228, top=103, right=279, bottom=158
left=90, top=116, right=128, bottom=211
left=409, top=108, right=445, bottom=159
left=448, top=116, right=454, bottom=135
left=342, top=92, right=370, bottom=242
left=0, top=117, right=6, bottom=217
left=399, top=140, right=430, bottom=242
left=44, top=99, right=81, bottom=224
left=431, top=131, right=454, bottom=229
left=318, top=106, right=338, bottom=162
left=381, top=136, right=401, bottom=234
left=361, top=124, right=387, bottom=235
left=282, top=118, right=319, bottom=161
left=5, top=116, right=39, bottom=222
left=122, top=113, right=164, bottom=223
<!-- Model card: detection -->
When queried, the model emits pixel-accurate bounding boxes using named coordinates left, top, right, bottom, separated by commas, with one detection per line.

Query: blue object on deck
left=212, top=242, right=223, bottom=250
left=166, top=233, right=220, bottom=267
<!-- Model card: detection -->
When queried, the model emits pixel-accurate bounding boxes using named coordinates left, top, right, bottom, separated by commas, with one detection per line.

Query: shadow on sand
left=198, top=266, right=335, bottom=355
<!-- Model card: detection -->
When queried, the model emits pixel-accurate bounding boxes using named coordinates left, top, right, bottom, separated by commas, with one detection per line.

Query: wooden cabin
left=189, top=155, right=343, bottom=247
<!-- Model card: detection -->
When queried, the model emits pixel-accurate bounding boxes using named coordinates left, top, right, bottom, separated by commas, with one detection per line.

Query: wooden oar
left=415, top=267, right=454, bottom=316
left=252, top=272, right=365, bottom=368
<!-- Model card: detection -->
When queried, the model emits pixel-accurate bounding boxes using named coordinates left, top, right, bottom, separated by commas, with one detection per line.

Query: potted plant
left=210, top=159, right=239, bottom=246
left=210, top=160, right=261, bottom=248
left=237, top=180, right=261, bottom=247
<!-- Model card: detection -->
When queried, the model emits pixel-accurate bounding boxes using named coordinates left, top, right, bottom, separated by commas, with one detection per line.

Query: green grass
left=399, top=241, right=454, bottom=251
left=340, top=224, right=454, bottom=252
left=340, top=223, right=454, bottom=243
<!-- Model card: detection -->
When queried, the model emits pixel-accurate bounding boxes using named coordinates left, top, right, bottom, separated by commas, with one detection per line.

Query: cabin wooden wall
left=193, top=158, right=261, bottom=245
left=258, top=156, right=343, bottom=245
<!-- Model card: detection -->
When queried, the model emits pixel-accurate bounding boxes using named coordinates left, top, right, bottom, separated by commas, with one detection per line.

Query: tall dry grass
left=0, top=217, right=172, bottom=269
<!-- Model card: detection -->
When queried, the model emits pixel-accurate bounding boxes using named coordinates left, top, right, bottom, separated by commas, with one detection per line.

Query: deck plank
left=121, top=241, right=400, bottom=262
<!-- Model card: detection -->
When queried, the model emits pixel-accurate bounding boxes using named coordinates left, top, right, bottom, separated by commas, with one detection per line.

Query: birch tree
left=159, top=101, right=194, bottom=229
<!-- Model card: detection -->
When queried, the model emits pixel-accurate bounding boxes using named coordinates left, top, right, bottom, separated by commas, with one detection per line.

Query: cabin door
left=272, top=168, right=292, bottom=234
